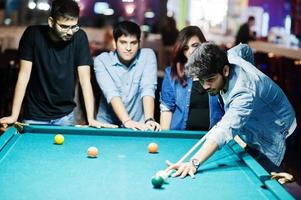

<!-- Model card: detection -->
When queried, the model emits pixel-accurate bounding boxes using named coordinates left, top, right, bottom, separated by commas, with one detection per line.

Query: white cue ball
left=156, top=170, right=168, bottom=181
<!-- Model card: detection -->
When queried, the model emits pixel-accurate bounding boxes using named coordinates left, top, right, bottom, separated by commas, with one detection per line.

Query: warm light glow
left=78, top=2, right=85, bottom=13
left=294, top=60, right=301, bottom=65
left=268, top=53, right=275, bottom=58
left=125, top=4, right=135, bottom=15
left=122, top=0, right=134, bottom=2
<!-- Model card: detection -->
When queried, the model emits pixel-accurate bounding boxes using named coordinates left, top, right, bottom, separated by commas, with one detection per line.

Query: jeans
left=246, top=128, right=298, bottom=172
left=23, top=111, right=75, bottom=126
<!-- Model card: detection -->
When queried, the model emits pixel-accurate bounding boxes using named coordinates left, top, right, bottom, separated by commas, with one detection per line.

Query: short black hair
left=186, top=42, right=229, bottom=79
left=50, top=0, right=79, bottom=21
left=113, top=21, right=141, bottom=42
left=248, top=16, right=255, bottom=22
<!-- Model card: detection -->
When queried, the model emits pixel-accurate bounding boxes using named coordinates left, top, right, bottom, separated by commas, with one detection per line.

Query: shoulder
left=21, top=25, right=46, bottom=43
left=73, top=29, right=89, bottom=43
left=95, top=51, right=112, bottom=59
left=228, top=44, right=254, bottom=65
left=23, top=25, right=44, bottom=35
left=162, top=66, right=175, bottom=84
left=94, top=51, right=114, bottom=64
left=139, top=48, right=156, bottom=56
left=74, top=29, right=88, bottom=38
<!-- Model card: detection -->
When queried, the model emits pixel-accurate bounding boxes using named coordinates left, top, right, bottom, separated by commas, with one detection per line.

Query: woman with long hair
left=160, top=26, right=224, bottom=130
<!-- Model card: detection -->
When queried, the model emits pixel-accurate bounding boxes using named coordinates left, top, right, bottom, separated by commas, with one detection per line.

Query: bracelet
left=144, top=118, right=154, bottom=124
left=122, top=118, right=131, bottom=125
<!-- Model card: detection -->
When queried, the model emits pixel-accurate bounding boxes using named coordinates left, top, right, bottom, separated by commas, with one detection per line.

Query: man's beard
left=207, top=75, right=227, bottom=96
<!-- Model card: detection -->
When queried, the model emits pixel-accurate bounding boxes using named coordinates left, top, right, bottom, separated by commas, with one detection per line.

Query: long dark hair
left=171, top=26, right=206, bottom=86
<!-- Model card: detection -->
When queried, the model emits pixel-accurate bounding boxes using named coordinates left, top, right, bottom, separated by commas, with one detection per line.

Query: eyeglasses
left=55, top=22, right=80, bottom=33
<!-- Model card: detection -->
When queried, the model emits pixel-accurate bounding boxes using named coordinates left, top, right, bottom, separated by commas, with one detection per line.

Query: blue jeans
left=246, top=128, right=298, bottom=172
left=23, top=111, right=75, bottom=126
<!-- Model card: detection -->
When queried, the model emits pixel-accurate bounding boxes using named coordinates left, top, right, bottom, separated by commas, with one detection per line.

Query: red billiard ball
left=148, top=143, right=158, bottom=153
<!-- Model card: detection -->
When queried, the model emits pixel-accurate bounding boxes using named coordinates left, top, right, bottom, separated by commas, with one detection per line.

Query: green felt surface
left=0, top=126, right=293, bottom=200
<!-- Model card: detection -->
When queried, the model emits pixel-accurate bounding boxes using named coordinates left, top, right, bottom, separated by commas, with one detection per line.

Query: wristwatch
left=190, top=158, right=200, bottom=170
left=144, top=118, right=154, bottom=124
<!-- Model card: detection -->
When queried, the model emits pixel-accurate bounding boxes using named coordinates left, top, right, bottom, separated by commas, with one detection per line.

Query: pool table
left=0, top=125, right=293, bottom=200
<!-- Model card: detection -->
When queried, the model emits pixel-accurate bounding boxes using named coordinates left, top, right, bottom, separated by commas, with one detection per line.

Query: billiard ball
left=87, top=146, right=98, bottom=158
left=151, top=175, right=164, bottom=188
left=155, top=170, right=168, bottom=181
left=54, top=134, right=64, bottom=145
left=148, top=142, right=158, bottom=153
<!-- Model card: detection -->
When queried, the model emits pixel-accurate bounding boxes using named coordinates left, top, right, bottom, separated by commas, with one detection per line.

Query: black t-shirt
left=186, top=81, right=210, bottom=130
left=19, top=25, right=93, bottom=120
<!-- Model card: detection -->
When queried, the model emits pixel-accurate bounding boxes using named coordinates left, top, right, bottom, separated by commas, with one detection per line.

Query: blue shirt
left=94, top=48, right=157, bottom=124
left=207, top=44, right=296, bottom=166
left=160, top=67, right=224, bottom=130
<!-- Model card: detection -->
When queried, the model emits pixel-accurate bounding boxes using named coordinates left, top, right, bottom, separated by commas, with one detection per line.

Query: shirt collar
left=112, top=49, right=141, bottom=68
left=221, top=65, right=234, bottom=97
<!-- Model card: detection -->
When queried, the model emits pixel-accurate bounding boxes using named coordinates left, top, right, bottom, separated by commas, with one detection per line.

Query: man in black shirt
left=0, top=0, right=114, bottom=128
left=235, top=16, right=256, bottom=45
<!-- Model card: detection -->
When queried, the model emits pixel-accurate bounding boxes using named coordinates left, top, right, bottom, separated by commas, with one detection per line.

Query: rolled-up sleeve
left=94, top=54, right=120, bottom=103
left=159, top=67, right=176, bottom=112
left=207, top=90, right=255, bottom=148
left=140, top=49, right=157, bottom=98
left=228, top=44, right=255, bottom=65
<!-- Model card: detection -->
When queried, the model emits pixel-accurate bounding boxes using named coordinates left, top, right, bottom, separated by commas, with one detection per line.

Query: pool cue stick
left=162, top=133, right=208, bottom=178
left=176, top=133, right=208, bottom=164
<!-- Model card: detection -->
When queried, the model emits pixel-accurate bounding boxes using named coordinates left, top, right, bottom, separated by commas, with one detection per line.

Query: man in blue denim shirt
left=160, top=67, right=224, bottom=130
left=166, top=43, right=297, bottom=178
left=94, top=21, right=161, bottom=131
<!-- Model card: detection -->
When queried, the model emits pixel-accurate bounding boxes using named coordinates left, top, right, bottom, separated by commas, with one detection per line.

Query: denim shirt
left=94, top=48, right=157, bottom=125
left=207, top=45, right=296, bottom=166
left=160, top=67, right=224, bottom=130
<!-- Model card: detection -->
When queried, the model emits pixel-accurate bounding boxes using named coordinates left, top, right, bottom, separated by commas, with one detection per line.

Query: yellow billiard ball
left=87, top=146, right=98, bottom=158
left=54, top=134, right=64, bottom=145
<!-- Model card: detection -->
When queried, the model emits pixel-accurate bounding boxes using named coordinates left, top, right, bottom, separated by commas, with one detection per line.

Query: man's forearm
left=191, top=139, right=219, bottom=166
left=160, top=111, right=172, bottom=130
left=11, top=60, right=32, bottom=119
left=143, top=96, right=155, bottom=120
left=79, top=81, right=95, bottom=123
left=78, top=66, right=95, bottom=123
left=110, top=97, right=130, bottom=124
